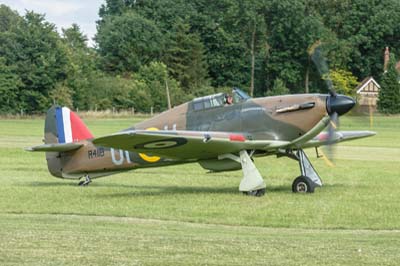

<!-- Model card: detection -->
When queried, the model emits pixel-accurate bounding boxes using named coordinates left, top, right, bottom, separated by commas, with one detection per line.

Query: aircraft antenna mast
left=165, top=78, right=172, bottom=110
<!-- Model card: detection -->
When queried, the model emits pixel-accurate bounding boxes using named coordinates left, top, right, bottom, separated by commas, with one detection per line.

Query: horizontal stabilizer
left=25, top=142, right=83, bottom=152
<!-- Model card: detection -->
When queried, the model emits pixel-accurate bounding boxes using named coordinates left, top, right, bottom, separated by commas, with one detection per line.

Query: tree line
left=1, top=0, right=399, bottom=114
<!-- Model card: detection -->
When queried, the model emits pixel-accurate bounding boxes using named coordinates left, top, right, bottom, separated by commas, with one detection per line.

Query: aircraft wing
left=298, top=130, right=376, bottom=149
left=92, top=130, right=290, bottom=160
left=93, top=128, right=375, bottom=160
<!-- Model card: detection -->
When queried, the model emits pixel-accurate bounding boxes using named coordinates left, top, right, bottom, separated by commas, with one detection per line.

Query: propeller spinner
left=327, top=94, right=356, bottom=116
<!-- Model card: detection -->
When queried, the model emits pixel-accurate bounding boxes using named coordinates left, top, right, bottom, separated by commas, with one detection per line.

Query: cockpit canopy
left=190, top=88, right=251, bottom=111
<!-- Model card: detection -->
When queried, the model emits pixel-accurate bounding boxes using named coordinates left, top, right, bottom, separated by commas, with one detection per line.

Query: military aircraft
left=26, top=87, right=375, bottom=196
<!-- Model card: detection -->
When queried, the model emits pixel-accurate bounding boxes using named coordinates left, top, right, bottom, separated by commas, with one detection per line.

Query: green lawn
left=0, top=115, right=399, bottom=265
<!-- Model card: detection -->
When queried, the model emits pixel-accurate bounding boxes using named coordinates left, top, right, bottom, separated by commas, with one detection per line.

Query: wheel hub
left=296, top=182, right=308, bottom=193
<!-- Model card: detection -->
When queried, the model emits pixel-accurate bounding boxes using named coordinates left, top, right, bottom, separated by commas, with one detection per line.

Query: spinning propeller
left=309, top=41, right=356, bottom=165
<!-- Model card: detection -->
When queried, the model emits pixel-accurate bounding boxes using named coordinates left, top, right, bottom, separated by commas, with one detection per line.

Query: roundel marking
left=138, top=127, right=161, bottom=163
left=135, top=138, right=188, bottom=150
left=144, top=141, right=179, bottom=149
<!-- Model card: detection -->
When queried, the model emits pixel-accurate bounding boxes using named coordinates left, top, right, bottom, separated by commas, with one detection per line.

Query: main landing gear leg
left=238, top=150, right=266, bottom=197
left=78, top=175, right=92, bottom=186
left=292, top=149, right=322, bottom=193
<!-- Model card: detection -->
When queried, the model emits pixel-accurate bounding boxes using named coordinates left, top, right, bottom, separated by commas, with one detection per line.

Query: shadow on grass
left=21, top=181, right=290, bottom=195
left=21, top=181, right=140, bottom=189
left=21, top=181, right=345, bottom=197
left=93, top=184, right=296, bottom=198
left=23, top=181, right=78, bottom=187
left=100, top=185, right=239, bottom=197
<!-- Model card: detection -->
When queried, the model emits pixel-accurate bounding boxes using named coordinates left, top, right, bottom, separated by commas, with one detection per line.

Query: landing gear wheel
left=78, top=180, right=88, bottom=186
left=292, top=176, right=315, bottom=193
left=243, top=188, right=266, bottom=197
left=78, top=175, right=91, bottom=186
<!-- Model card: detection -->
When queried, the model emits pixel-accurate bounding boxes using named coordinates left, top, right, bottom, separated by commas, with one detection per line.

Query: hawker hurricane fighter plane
left=27, top=88, right=375, bottom=196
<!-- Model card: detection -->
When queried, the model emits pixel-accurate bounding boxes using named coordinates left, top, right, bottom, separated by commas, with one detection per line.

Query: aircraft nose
left=326, top=94, right=356, bottom=116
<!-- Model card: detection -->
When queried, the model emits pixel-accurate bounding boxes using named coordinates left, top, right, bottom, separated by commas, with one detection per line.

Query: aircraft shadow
left=95, top=184, right=293, bottom=198
left=21, top=181, right=291, bottom=196
left=21, top=181, right=143, bottom=189
left=21, top=181, right=344, bottom=197
left=23, top=181, right=77, bottom=187
left=95, top=185, right=237, bottom=198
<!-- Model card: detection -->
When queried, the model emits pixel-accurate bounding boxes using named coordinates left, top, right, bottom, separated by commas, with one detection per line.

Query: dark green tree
left=18, top=12, right=68, bottom=112
left=85, top=73, right=152, bottom=112
left=0, top=57, right=22, bottom=113
left=49, top=83, right=74, bottom=108
left=164, top=20, right=209, bottom=93
left=62, top=23, right=88, bottom=49
left=0, top=5, right=23, bottom=113
left=0, top=8, right=68, bottom=113
left=0, top=4, right=22, bottom=32
left=263, top=0, right=332, bottom=94
left=310, top=0, right=400, bottom=80
left=98, top=0, right=139, bottom=19
left=117, top=0, right=196, bottom=31
left=95, top=11, right=164, bottom=73
left=123, top=0, right=252, bottom=90
left=135, top=62, right=184, bottom=111
left=190, top=0, right=250, bottom=90
left=225, top=0, right=268, bottom=96
left=378, top=54, right=400, bottom=114
left=266, top=78, right=289, bottom=96
left=61, top=24, right=97, bottom=109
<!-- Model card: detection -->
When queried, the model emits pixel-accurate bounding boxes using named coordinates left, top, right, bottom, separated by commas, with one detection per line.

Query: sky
left=0, top=0, right=105, bottom=46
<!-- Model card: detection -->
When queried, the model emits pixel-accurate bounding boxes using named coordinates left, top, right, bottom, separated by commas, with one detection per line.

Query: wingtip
left=339, top=130, right=377, bottom=141
left=365, top=131, right=377, bottom=137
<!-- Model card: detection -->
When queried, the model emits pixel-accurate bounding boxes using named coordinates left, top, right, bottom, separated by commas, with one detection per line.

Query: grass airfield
left=0, top=115, right=399, bottom=265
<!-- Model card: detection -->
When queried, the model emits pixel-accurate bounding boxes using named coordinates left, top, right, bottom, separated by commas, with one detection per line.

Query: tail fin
left=43, top=106, right=92, bottom=178
left=45, top=106, right=93, bottom=144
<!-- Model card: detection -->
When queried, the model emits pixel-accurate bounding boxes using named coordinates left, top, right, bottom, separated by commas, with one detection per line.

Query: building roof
left=356, top=76, right=380, bottom=94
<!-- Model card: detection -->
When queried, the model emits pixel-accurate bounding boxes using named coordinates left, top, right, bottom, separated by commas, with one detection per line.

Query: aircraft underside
left=71, top=147, right=321, bottom=195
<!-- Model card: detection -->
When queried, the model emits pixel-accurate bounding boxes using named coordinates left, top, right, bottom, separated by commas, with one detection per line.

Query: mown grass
left=0, top=114, right=399, bottom=265
left=1, top=214, right=399, bottom=266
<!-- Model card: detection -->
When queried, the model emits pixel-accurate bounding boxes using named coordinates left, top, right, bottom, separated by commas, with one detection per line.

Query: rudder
left=44, top=106, right=93, bottom=178
left=45, top=106, right=93, bottom=144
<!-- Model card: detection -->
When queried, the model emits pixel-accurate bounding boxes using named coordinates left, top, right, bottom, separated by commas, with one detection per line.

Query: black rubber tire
left=292, top=176, right=315, bottom=193
left=243, top=188, right=266, bottom=197
left=78, top=180, right=90, bottom=186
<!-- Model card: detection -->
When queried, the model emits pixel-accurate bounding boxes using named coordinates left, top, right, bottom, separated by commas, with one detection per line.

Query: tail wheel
left=292, top=176, right=315, bottom=193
